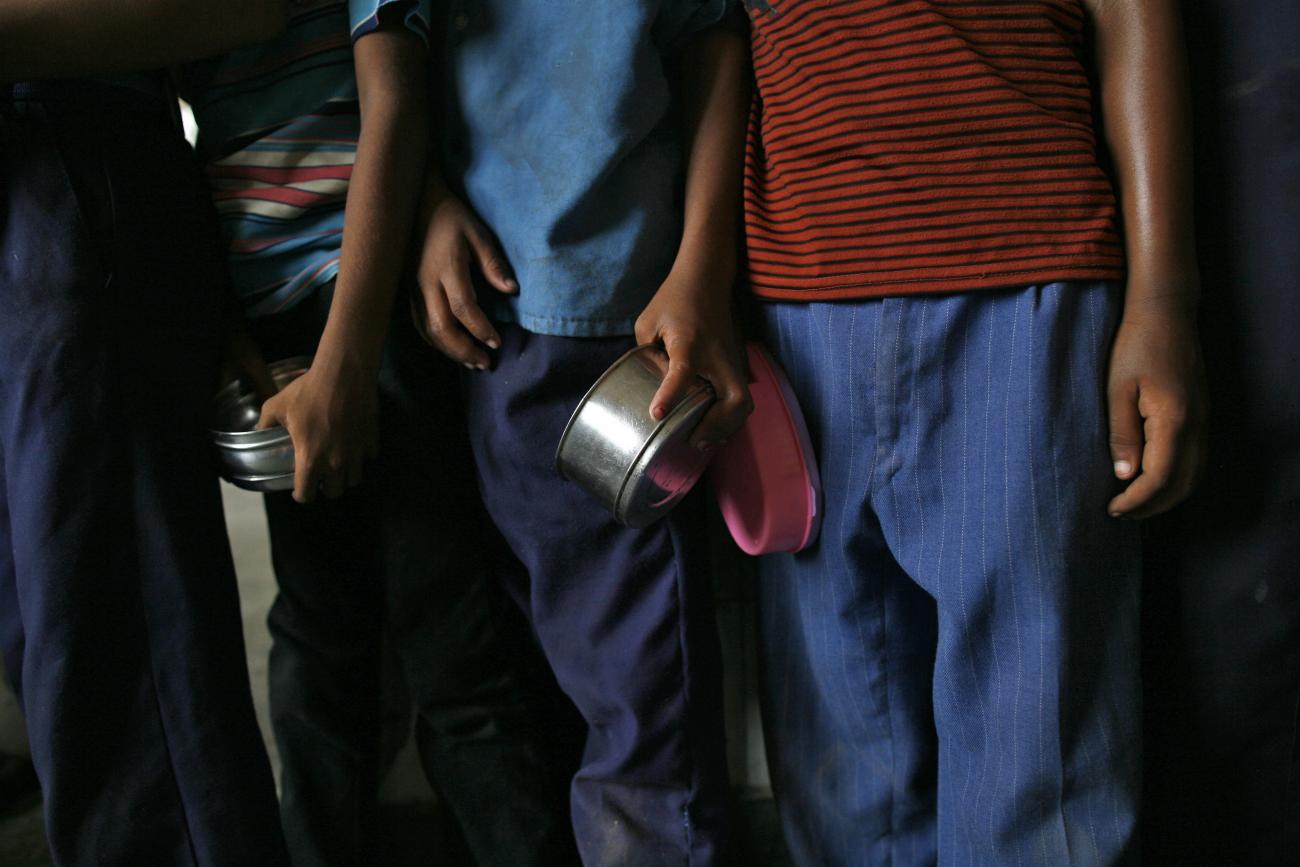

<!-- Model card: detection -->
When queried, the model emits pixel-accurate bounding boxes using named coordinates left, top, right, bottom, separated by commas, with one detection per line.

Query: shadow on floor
left=1, top=796, right=792, bottom=866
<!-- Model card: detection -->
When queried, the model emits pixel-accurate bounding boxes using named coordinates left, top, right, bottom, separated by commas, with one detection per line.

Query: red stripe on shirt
left=743, top=0, right=1123, bottom=300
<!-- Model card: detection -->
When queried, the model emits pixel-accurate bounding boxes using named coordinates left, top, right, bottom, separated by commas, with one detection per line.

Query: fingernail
left=651, top=405, right=665, bottom=420
left=474, top=363, right=488, bottom=371
left=1114, top=461, right=1132, bottom=477
left=462, top=363, right=476, bottom=370
left=486, top=338, right=500, bottom=349
left=505, top=279, right=519, bottom=291
left=1109, top=510, right=1124, bottom=519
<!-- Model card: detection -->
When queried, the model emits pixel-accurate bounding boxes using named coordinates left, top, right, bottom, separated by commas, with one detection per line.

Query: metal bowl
left=211, top=356, right=310, bottom=492
left=556, top=344, right=715, bottom=528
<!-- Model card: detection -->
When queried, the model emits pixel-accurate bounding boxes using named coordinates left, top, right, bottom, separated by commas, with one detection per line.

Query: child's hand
left=411, top=180, right=517, bottom=369
left=221, top=316, right=278, bottom=404
left=635, top=268, right=753, bottom=451
left=257, top=358, right=380, bottom=504
left=1106, top=297, right=1208, bottom=519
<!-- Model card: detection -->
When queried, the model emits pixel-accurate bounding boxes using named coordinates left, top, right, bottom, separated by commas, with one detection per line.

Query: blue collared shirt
left=433, top=0, right=740, bottom=337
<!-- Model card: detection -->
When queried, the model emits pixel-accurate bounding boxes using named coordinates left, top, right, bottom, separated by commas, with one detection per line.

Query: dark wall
left=1141, top=3, right=1300, bottom=863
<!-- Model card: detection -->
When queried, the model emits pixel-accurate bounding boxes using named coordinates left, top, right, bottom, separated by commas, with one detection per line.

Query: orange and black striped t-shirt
left=743, top=0, right=1125, bottom=300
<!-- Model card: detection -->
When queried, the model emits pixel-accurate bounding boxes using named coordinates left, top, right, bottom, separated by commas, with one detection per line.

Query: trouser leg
left=757, top=284, right=1140, bottom=866
left=263, top=488, right=384, bottom=866
left=874, top=284, right=1140, bottom=865
left=251, top=290, right=385, bottom=866
left=378, top=312, right=576, bottom=865
left=463, top=325, right=731, bottom=866
left=755, top=300, right=938, bottom=867
left=252, top=298, right=573, bottom=865
left=0, top=90, right=285, bottom=866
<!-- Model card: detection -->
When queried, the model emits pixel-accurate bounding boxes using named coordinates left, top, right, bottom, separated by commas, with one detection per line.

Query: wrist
left=421, top=168, right=453, bottom=210
left=1122, top=272, right=1201, bottom=321
left=669, top=240, right=737, bottom=292
left=313, top=323, right=384, bottom=383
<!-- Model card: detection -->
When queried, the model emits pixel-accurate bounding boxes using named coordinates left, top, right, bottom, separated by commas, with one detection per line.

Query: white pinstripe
left=754, top=284, right=1138, bottom=867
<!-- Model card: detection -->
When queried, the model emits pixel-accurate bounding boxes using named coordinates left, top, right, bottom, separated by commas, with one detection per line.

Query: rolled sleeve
left=655, top=0, right=747, bottom=52
left=348, top=0, right=431, bottom=45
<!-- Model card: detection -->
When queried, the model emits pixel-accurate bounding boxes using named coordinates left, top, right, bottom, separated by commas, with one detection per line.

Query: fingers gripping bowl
left=556, top=345, right=716, bottom=529
left=556, top=341, right=823, bottom=552
left=211, top=357, right=311, bottom=492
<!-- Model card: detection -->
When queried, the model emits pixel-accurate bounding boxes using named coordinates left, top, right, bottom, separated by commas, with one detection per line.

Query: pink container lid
left=711, top=342, right=822, bottom=555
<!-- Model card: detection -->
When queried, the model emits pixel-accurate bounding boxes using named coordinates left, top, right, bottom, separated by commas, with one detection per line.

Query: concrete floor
left=0, top=484, right=793, bottom=865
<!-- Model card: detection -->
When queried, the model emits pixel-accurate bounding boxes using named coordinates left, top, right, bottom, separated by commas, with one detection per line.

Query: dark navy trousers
left=0, top=85, right=286, bottom=864
left=755, top=283, right=1142, bottom=866
left=462, top=324, right=732, bottom=866
left=248, top=290, right=573, bottom=867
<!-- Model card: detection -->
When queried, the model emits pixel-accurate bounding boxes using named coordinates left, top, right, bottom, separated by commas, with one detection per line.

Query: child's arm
left=1085, top=0, right=1208, bottom=519
left=0, top=0, right=287, bottom=78
left=258, top=14, right=429, bottom=504
left=634, top=26, right=753, bottom=449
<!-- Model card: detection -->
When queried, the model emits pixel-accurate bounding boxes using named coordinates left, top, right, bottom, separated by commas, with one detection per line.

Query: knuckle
left=667, top=328, right=700, bottom=348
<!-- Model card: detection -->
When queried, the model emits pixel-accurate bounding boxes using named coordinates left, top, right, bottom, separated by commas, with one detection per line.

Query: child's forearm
left=673, top=28, right=751, bottom=287
left=1087, top=0, right=1199, bottom=312
left=314, top=26, right=429, bottom=376
left=0, top=0, right=288, bottom=79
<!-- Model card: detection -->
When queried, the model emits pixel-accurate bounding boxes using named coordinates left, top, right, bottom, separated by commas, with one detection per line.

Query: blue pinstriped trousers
left=756, top=282, right=1142, bottom=866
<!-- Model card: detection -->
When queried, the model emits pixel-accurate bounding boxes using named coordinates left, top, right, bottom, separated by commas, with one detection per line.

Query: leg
left=756, top=300, right=939, bottom=867
left=262, top=489, right=384, bottom=867
left=463, top=325, right=731, bottom=867
left=875, top=284, right=1140, bottom=865
left=249, top=287, right=388, bottom=867
left=0, top=89, right=284, bottom=865
left=0, top=450, right=20, bottom=700
left=377, top=312, right=575, bottom=865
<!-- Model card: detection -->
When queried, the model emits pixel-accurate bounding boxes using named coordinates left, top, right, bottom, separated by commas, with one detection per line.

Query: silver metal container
left=556, top=344, right=715, bottom=528
left=210, top=356, right=310, bottom=492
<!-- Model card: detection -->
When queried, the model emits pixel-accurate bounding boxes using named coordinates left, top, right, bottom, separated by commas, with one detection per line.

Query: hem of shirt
left=243, top=262, right=341, bottom=319
left=748, top=264, right=1126, bottom=302
left=506, top=311, right=638, bottom=339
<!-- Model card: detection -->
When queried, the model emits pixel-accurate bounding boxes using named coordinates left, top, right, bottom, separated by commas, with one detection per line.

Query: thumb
left=1108, top=379, right=1143, bottom=482
left=467, top=230, right=518, bottom=295
left=257, top=392, right=287, bottom=431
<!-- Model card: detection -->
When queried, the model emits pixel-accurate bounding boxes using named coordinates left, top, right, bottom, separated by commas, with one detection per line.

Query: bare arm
left=1084, top=0, right=1208, bottom=518
left=635, top=26, right=753, bottom=448
left=0, top=0, right=288, bottom=80
left=258, top=23, right=430, bottom=503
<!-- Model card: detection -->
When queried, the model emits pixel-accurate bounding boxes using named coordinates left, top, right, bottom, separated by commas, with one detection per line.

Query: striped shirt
left=179, top=0, right=426, bottom=318
left=743, top=0, right=1125, bottom=300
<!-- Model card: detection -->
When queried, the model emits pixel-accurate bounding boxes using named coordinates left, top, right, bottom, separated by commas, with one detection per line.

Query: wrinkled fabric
left=0, top=83, right=285, bottom=866
left=756, top=282, right=1141, bottom=866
